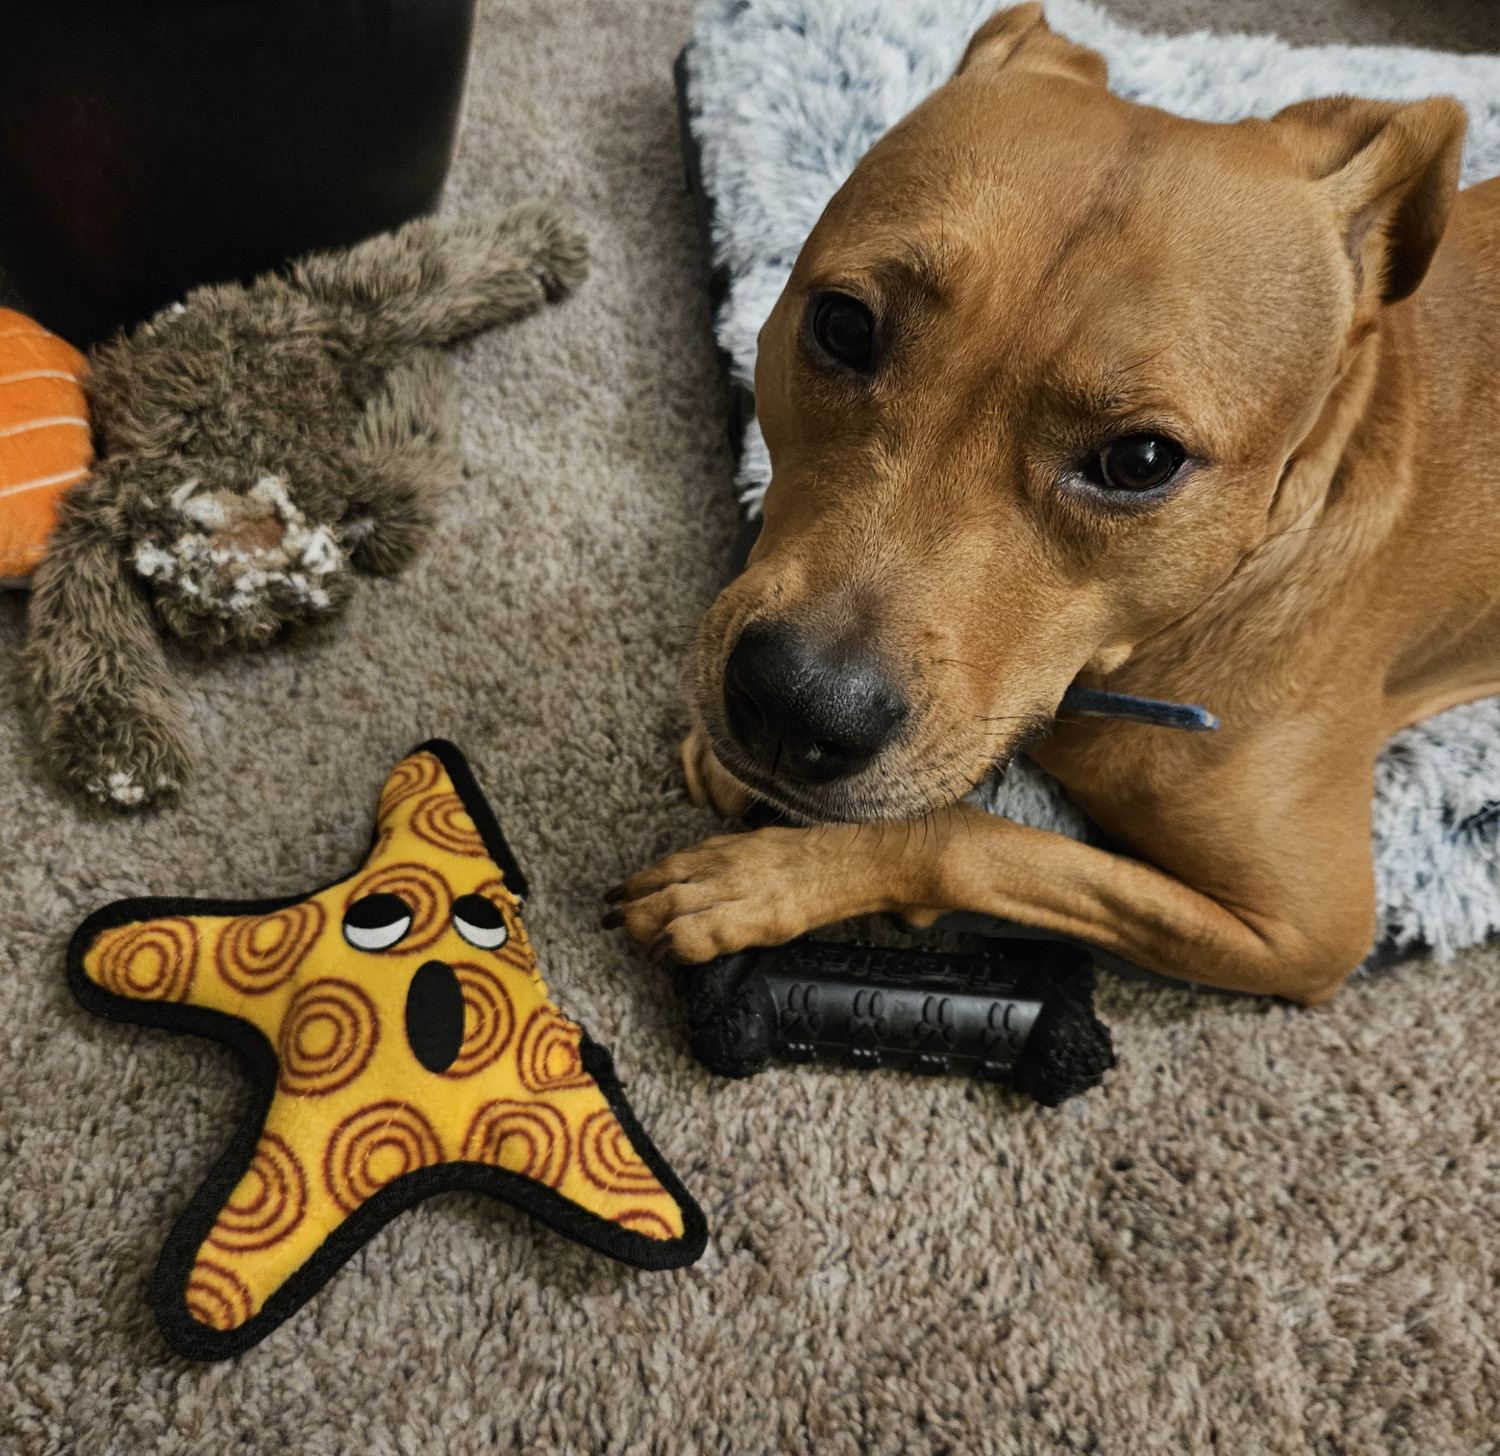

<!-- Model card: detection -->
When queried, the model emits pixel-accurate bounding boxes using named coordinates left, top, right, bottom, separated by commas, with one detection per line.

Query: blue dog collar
left=1060, top=686, right=1220, bottom=733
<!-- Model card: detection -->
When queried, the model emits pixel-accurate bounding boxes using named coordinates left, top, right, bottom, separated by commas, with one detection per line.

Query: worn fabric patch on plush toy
left=133, top=473, right=345, bottom=618
left=69, top=740, right=707, bottom=1361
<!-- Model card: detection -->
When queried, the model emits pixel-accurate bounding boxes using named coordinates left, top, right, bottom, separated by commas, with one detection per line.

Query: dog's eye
left=452, top=893, right=509, bottom=951
left=1093, top=434, right=1186, bottom=492
left=810, top=292, right=876, bottom=371
left=343, top=893, right=413, bottom=951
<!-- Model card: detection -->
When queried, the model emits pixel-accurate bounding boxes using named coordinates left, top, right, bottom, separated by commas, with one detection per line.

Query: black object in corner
left=0, top=0, right=476, bottom=343
left=675, top=938, right=1115, bottom=1107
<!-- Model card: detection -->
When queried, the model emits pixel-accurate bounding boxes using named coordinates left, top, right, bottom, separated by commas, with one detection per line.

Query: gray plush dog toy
left=22, top=206, right=586, bottom=808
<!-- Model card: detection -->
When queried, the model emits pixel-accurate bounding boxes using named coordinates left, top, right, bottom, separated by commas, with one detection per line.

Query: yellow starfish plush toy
left=69, top=741, right=706, bottom=1360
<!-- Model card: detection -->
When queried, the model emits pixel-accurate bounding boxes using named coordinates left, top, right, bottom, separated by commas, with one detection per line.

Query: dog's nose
left=723, top=621, right=907, bottom=783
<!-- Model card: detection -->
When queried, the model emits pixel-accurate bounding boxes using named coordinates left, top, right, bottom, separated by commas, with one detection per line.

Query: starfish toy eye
left=342, top=892, right=413, bottom=951
left=452, top=893, right=509, bottom=950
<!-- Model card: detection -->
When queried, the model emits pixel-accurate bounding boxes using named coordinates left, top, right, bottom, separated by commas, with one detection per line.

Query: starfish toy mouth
left=404, top=959, right=467, bottom=1073
left=69, top=740, right=707, bottom=1361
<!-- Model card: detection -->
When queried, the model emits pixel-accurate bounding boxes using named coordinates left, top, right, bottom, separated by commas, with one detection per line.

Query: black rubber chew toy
left=674, top=937, right=1114, bottom=1107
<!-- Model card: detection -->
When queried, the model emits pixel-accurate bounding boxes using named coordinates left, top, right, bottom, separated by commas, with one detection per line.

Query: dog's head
left=692, top=2, right=1467, bottom=823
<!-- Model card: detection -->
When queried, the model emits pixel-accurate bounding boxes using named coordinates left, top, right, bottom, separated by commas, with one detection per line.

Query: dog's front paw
left=680, top=722, right=756, bottom=820
left=605, top=831, right=808, bottom=963
left=604, top=825, right=893, bottom=964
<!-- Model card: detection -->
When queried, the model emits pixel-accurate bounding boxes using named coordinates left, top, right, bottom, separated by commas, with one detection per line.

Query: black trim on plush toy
left=418, top=737, right=531, bottom=900
left=66, top=738, right=707, bottom=1362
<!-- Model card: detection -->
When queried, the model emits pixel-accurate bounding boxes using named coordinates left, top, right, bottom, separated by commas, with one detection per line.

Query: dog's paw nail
left=601, top=908, right=624, bottom=930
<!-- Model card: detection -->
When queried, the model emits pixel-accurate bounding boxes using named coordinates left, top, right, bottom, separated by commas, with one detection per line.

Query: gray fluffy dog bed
left=677, top=0, right=1500, bottom=965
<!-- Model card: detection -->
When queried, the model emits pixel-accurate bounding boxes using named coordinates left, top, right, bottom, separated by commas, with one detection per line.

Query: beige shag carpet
left=4, top=1, right=1500, bottom=1451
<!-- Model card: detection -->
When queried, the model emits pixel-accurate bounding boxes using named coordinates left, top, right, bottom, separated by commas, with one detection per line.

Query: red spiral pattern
left=613, top=1208, right=677, bottom=1241
left=473, top=877, right=534, bottom=979
left=277, top=979, right=380, bottom=1096
left=215, top=902, right=325, bottom=995
left=577, top=1109, right=662, bottom=1195
left=461, top=1099, right=570, bottom=1187
left=378, top=752, right=443, bottom=823
left=206, top=1133, right=307, bottom=1253
left=408, top=791, right=486, bottom=857
left=324, top=1101, right=444, bottom=1213
left=516, top=1006, right=592, bottom=1093
left=185, top=1258, right=255, bottom=1331
left=342, top=862, right=450, bottom=953
left=442, top=963, right=515, bottom=1079
left=91, top=918, right=198, bottom=1002
left=472, top=877, right=519, bottom=911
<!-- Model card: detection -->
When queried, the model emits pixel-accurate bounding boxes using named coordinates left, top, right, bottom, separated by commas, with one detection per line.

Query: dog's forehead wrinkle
left=1031, top=364, right=1143, bottom=425
left=872, top=241, right=953, bottom=305
left=1027, top=160, right=1151, bottom=300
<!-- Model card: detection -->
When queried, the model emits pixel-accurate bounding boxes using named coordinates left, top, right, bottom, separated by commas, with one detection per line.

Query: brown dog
left=608, top=3, right=1500, bottom=1004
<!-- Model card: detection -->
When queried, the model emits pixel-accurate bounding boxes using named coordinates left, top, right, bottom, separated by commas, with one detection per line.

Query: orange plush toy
left=0, top=309, right=92, bottom=584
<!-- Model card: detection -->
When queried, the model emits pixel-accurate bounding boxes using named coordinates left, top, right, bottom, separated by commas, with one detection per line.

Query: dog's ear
left=957, top=3, right=1108, bottom=88
left=1274, top=95, right=1467, bottom=304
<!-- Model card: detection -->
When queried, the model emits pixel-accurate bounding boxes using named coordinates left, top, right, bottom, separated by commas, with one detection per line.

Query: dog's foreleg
left=607, top=796, right=1378, bottom=1005
left=23, top=471, right=191, bottom=809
